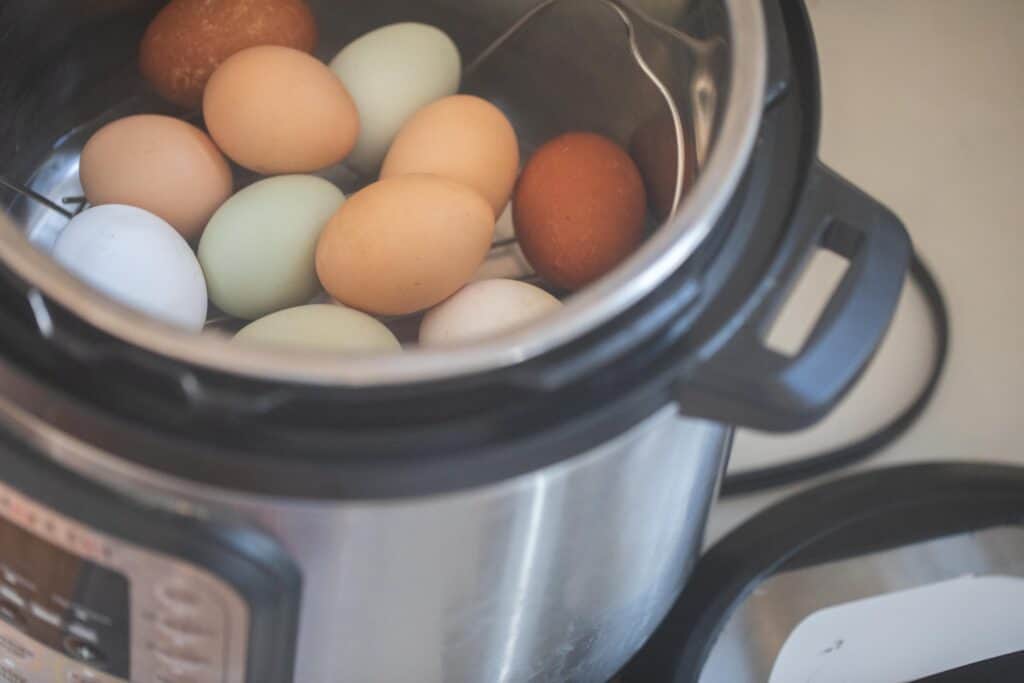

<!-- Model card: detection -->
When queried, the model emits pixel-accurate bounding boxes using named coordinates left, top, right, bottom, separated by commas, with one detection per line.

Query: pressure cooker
left=0, top=0, right=909, bottom=681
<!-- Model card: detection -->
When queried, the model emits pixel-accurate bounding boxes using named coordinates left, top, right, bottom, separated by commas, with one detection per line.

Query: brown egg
left=203, top=46, right=360, bottom=174
left=139, top=0, right=318, bottom=110
left=79, top=115, right=233, bottom=241
left=514, top=132, right=647, bottom=291
left=316, top=175, right=495, bottom=316
left=381, top=95, right=519, bottom=216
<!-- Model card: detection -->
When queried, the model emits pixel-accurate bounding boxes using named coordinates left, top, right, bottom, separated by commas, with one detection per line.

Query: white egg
left=420, top=279, right=561, bottom=347
left=494, top=202, right=516, bottom=242
left=235, top=305, right=400, bottom=353
left=52, top=205, right=208, bottom=331
left=330, top=23, right=461, bottom=175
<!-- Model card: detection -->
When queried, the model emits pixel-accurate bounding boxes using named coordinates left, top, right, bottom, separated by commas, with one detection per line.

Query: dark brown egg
left=139, top=0, right=318, bottom=109
left=513, top=132, right=647, bottom=291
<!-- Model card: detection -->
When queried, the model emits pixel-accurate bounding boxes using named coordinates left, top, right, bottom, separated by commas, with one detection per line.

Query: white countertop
left=708, top=0, right=1024, bottom=542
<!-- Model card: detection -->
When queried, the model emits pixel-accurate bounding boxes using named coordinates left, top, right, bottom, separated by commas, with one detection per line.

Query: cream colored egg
left=235, top=305, right=400, bottom=353
left=199, top=175, right=345, bottom=320
left=420, top=279, right=561, bottom=347
left=330, top=23, right=461, bottom=175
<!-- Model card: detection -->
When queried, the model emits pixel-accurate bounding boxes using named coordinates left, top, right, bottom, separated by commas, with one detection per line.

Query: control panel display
left=0, top=517, right=129, bottom=677
left=0, top=435, right=299, bottom=683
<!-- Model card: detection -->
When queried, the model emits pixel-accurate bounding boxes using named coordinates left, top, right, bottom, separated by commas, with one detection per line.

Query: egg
left=381, top=95, right=519, bottom=215
left=52, top=205, right=208, bottom=331
left=199, top=175, right=345, bottom=320
left=235, top=305, right=400, bottom=353
left=203, top=46, right=360, bottom=174
left=316, top=175, right=494, bottom=316
left=139, top=0, right=318, bottom=109
left=514, top=132, right=647, bottom=291
left=494, top=203, right=516, bottom=242
left=420, top=279, right=561, bottom=347
left=79, top=115, right=232, bottom=241
left=330, top=23, right=461, bottom=175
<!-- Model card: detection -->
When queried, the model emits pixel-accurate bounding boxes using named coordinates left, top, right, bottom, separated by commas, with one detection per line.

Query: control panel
left=0, top=480, right=249, bottom=682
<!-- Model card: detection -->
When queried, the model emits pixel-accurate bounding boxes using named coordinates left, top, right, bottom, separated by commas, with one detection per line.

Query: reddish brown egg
left=513, top=132, right=647, bottom=291
left=139, top=0, right=318, bottom=110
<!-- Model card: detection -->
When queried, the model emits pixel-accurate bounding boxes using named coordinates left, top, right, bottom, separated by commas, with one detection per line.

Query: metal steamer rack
left=0, top=0, right=708, bottom=358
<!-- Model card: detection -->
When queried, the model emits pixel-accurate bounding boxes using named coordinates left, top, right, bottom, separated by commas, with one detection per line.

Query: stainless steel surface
left=463, top=0, right=688, bottom=217
left=700, top=526, right=1024, bottom=683
left=0, top=0, right=767, bottom=386
left=0, top=479, right=249, bottom=683
left=0, top=392, right=730, bottom=683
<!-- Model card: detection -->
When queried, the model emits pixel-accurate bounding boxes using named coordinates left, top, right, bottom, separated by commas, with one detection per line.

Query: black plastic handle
left=678, top=163, right=911, bottom=431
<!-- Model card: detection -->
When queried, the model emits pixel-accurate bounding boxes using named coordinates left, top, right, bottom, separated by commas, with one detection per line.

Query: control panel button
left=30, top=602, right=62, bottom=629
left=66, top=622, right=98, bottom=645
left=0, top=587, right=24, bottom=610
left=154, top=582, right=202, bottom=609
left=63, top=636, right=106, bottom=668
left=0, top=658, right=24, bottom=683
left=154, top=674, right=214, bottom=683
left=153, top=650, right=216, bottom=682
left=0, top=599, right=25, bottom=629
left=157, top=615, right=214, bottom=638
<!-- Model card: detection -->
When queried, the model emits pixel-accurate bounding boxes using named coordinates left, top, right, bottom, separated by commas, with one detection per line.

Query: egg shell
left=79, top=115, right=232, bottom=241
left=139, top=0, right=318, bottom=109
left=330, top=23, right=461, bottom=175
left=420, top=279, right=561, bottom=347
left=203, top=46, right=360, bottom=174
left=514, top=132, right=647, bottom=291
left=199, top=175, right=346, bottom=320
left=316, top=175, right=495, bottom=316
left=235, top=304, right=400, bottom=353
left=381, top=95, right=519, bottom=216
left=53, top=205, right=208, bottom=331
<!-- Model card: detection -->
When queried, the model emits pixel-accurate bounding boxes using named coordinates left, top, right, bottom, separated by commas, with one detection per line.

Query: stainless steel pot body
left=2, top=395, right=730, bottom=682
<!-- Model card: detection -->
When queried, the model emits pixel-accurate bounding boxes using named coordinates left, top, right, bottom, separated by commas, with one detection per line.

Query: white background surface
left=708, top=0, right=1024, bottom=542
left=769, top=576, right=1024, bottom=683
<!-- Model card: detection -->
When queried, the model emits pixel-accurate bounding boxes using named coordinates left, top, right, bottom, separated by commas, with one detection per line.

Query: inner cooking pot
left=0, top=0, right=912, bottom=494
left=0, top=0, right=764, bottom=386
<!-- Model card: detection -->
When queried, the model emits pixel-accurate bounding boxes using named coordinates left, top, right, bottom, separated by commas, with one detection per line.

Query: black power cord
left=720, top=251, right=949, bottom=497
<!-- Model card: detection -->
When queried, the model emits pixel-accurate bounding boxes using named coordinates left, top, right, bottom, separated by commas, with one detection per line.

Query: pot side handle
left=677, top=163, right=911, bottom=432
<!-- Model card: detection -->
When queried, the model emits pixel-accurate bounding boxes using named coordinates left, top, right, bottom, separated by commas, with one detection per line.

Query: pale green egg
left=199, top=175, right=345, bottom=320
left=330, top=23, right=461, bottom=175
left=235, top=305, right=400, bottom=354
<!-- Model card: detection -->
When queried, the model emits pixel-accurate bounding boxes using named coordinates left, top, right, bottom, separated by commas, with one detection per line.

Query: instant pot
left=0, top=0, right=910, bottom=681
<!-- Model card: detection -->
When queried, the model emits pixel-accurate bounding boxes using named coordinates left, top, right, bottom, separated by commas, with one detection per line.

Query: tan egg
left=381, top=95, right=519, bottom=215
left=316, top=175, right=495, bottom=316
left=79, top=115, right=232, bottom=241
left=203, top=46, right=360, bottom=174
